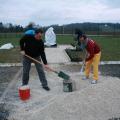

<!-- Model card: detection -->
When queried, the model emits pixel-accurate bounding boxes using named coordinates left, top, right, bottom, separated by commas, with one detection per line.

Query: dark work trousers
left=22, top=56, right=48, bottom=87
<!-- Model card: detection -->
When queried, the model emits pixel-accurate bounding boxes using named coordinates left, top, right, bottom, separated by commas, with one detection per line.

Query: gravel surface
left=53, top=64, right=120, bottom=78
left=1, top=64, right=118, bottom=98
left=99, top=64, right=120, bottom=78
left=0, top=66, right=21, bottom=120
left=0, top=64, right=119, bottom=120
left=2, top=64, right=120, bottom=120
left=0, top=66, right=21, bottom=97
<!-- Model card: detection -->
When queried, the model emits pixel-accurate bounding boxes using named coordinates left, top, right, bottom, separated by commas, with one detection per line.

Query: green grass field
left=90, top=36, right=120, bottom=61
left=0, top=33, right=120, bottom=62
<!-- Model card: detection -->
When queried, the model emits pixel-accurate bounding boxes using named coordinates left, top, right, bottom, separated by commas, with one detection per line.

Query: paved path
left=1, top=45, right=120, bottom=120
left=45, top=45, right=73, bottom=63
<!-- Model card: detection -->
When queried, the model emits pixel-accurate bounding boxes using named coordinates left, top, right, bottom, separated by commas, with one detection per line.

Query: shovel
left=24, top=54, right=70, bottom=80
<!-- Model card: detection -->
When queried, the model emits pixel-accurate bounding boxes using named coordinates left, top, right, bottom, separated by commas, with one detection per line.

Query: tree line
left=0, top=22, right=120, bottom=35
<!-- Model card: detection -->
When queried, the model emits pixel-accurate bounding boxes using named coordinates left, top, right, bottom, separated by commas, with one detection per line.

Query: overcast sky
left=0, top=0, right=120, bottom=26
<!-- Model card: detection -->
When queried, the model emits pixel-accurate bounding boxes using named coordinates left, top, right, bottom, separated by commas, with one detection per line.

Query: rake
left=24, top=54, right=70, bottom=81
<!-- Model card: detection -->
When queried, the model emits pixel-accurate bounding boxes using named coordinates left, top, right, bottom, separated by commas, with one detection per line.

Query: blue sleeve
left=25, top=30, right=35, bottom=36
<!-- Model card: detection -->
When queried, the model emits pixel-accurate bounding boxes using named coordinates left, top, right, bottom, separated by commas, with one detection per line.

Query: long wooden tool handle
left=25, top=54, right=42, bottom=64
left=24, top=54, right=58, bottom=73
left=80, top=51, right=87, bottom=73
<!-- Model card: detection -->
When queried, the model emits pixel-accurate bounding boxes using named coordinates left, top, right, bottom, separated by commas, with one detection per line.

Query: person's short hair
left=75, top=29, right=87, bottom=39
left=35, top=29, right=43, bottom=34
left=78, top=34, right=87, bottom=39
left=75, top=29, right=83, bottom=35
left=82, top=34, right=87, bottom=39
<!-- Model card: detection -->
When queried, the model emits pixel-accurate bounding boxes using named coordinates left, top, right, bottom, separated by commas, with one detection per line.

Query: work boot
left=82, top=76, right=89, bottom=80
left=42, top=86, right=50, bottom=91
left=91, top=80, right=97, bottom=84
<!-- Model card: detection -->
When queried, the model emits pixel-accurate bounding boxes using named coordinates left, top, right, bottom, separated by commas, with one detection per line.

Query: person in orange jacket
left=77, top=30, right=101, bottom=84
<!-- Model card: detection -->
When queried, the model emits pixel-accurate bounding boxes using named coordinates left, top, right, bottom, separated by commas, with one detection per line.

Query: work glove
left=44, top=64, right=53, bottom=72
left=20, top=51, right=25, bottom=55
left=44, top=64, right=49, bottom=69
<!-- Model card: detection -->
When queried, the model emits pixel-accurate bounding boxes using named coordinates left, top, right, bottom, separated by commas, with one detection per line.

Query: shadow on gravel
left=99, top=64, right=120, bottom=78
left=55, top=64, right=120, bottom=78
left=0, top=66, right=20, bottom=97
left=0, top=103, right=9, bottom=120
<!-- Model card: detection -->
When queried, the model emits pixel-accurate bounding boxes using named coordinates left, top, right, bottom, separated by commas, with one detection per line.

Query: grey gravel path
left=4, top=67, right=120, bottom=120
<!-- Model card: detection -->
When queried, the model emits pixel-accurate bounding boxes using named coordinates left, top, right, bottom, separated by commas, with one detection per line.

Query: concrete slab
left=45, top=45, right=73, bottom=63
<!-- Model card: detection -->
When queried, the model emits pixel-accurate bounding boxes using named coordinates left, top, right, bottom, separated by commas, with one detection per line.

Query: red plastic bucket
left=19, top=85, right=30, bottom=101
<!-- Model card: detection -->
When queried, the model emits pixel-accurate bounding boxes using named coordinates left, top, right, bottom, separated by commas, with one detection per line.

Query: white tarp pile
left=0, top=43, right=14, bottom=49
left=44, top=27, right=57, bottom=46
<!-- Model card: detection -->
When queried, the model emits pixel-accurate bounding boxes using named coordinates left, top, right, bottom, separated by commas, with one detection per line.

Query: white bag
left=0, top=43, right=14, bottom=49
left=44, top=27, right=56, bottom=46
